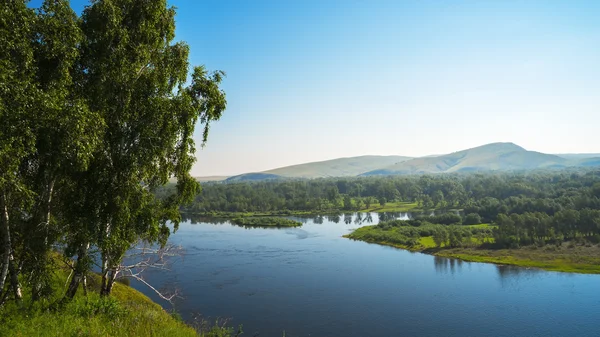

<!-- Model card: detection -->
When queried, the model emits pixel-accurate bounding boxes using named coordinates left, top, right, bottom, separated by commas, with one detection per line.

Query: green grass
left=433, top=247, right=600, bottom=274
left=418, top=236, right=437, bottom=248
left=361, top=202, right=421, bottom=213
left=465, top=223, right=496, bottom=229
left=345, top=226, right=600, bottom=274
left=231, top=217, right=302, bottom=227
left=0, top=256, right=237, bottom=337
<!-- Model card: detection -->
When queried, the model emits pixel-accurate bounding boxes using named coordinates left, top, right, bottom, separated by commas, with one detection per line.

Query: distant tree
left=355, top=198, right=364, bottom=210
left=464, top=213, right=482, bottom=225
left=378, top=196, right=387, bottom=207
left=432, top=190, right=445, bottom=207
left=365, top=196, right=374, bottom=209
left=433, top=228, right=448, bottom=247
left=343, top=195, right=353, bottom=210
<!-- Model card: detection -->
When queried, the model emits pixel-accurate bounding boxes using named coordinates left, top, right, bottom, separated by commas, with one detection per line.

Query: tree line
left=181, top=171, right=600, bottom=248
left=180, top=170, right=600, bottom=215
left=0, top=0, right=225, bottom=306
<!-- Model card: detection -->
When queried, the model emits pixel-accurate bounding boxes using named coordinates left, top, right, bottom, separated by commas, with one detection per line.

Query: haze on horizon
left=44, top=0, right=600, bottom=176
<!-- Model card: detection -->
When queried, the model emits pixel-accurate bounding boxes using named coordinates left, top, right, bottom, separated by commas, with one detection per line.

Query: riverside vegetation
left=346, top=212, right=600, bottom=274
left=177, top=170, right=600, bottom=273
left=231, top=217, right=302, bottom=228
left=0, top=1, right=233, bottom=335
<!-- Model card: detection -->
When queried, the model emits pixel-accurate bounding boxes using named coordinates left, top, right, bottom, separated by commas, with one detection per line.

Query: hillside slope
left=362, top=143, right=570, bottom=175
left=0, top=263, right=205, bottom=337
left=263, top=155, right=412, bottom=178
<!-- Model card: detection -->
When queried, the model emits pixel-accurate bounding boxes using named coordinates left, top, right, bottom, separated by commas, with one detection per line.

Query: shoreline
left=343, top=236, right=600, bottom=274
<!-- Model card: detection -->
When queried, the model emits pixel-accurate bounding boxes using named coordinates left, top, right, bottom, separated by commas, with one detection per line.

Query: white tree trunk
left=0, top=192, right=11, bottom=295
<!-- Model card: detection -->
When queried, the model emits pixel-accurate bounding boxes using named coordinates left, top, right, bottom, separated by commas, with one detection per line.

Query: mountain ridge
left=197, top=143, right=600, bottom=181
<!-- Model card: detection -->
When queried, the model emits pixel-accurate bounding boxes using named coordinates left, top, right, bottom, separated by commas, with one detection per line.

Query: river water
left=131, top=213, right=600, bottom=337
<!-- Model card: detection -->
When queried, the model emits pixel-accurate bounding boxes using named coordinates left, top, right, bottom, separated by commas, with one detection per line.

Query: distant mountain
left=224, top=172, right=282, bottom=182
left=262, top=155, right=412, bottom=178
left=196, top=143, right=600, bottom=182
left=196, top=176, right=229, bottom=182
left=556, top=153, right=600, bottom=160
left=361, top=143, right=571, bottom=176
left=577, top=157, right=600, bottom=167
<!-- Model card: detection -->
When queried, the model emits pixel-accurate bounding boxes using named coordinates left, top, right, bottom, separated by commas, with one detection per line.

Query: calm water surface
left=132, top=213, right=600, bottom=337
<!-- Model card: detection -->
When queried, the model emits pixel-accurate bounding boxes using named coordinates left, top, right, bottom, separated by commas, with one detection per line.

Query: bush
left=464, top=213, right=482, bottom=225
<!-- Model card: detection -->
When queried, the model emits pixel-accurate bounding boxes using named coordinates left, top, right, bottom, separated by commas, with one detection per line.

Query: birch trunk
left=64, top=243, right=89, bottom=299
left=0, top=192, right=11, bottom=295
left=8, top=255, right=22, bottom=301
left=32, top=179, right=55, bottom=301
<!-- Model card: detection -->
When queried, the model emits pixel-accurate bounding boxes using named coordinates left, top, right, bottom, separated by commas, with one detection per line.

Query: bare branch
left=125, top=270, right=180, bottom=303
left=113, top=242, right=184, bottom=303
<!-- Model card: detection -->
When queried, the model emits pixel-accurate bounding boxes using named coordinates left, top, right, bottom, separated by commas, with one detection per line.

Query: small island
left=231, top=217, right=302, bottom=228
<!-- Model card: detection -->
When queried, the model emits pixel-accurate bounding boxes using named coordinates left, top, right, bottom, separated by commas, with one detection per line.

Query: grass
left=465, top=223, right=496, bottom=229
left=0, top=256, right=238, bottom=337
left=361, top=202, right=421, bottom=213
left=345, top=226, right=600, bottom=274
left=231, top=217, right=302, bottom=227
left=432, top=246, right=600, bottom=274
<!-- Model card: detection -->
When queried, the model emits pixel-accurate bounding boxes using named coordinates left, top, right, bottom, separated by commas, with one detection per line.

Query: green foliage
left=231, top=217, right=302, bottom=228
left=464, top=213, right=482, bottom=225
left=184, top=170, right=600, bottom=218
left=1, top=0, right=227, bottom=313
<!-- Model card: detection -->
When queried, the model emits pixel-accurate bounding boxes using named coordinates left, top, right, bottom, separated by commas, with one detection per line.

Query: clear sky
left=32, top=0, right=600, bottom=176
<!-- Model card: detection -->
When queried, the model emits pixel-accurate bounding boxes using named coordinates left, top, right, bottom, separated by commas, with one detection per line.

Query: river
left=130, top=213, right=600, bottom=337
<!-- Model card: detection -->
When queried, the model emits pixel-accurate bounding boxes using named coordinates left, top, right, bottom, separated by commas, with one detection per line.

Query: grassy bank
left=0, top=258, right=237, bottom=337
left=345, top=226, right=600, bottom=274
left=231, top=217, right=302, bottom=227
left=360, top=202, right=423, bottom=213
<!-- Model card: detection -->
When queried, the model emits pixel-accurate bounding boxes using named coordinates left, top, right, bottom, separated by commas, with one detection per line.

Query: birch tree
left=64, top=0, right=226, bottom=297
left=0, top=1, right=37, bottom=303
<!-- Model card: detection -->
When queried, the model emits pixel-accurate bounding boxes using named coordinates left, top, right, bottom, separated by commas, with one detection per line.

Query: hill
left=556, top=153, right=600, bottom=159
left=201, top=143, right=600, bottom=181
left=262, top=155, right=412, bottom=178
left=361, top=143, right=571, bottom=176
left=225, top=172, right=283, bottom=182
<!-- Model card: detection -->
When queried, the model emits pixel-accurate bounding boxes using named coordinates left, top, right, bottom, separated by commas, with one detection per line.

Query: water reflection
left=181, top=213, right=229, bottom=225
left=326, top=214, right=341, bottom=223
left=434, top=256, right=465, bottom=275
left=354, top=212, right=363, bottom=224
left=181, top=211, right=416, bottom=228
left=136, top=212, right=599, bottom=337
left=496, top=265, right=544, bottom=289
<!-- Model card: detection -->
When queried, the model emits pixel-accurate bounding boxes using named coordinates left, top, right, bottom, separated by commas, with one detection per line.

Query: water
left=131, top=213, right=600, bottom=337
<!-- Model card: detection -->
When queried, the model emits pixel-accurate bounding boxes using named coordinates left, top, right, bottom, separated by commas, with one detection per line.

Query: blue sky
left=31, top=0, right=600, bottom=176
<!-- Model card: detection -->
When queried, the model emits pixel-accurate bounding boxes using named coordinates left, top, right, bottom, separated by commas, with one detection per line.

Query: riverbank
left=345, top=232, right=600, bottom=274
left=0, top=257, right=236, bottom=337
left=183, top=201, right=440, bottom=219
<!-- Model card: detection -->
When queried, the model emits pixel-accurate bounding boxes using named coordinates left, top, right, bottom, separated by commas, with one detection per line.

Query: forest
left=178, top=170, right=600, bottom=250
